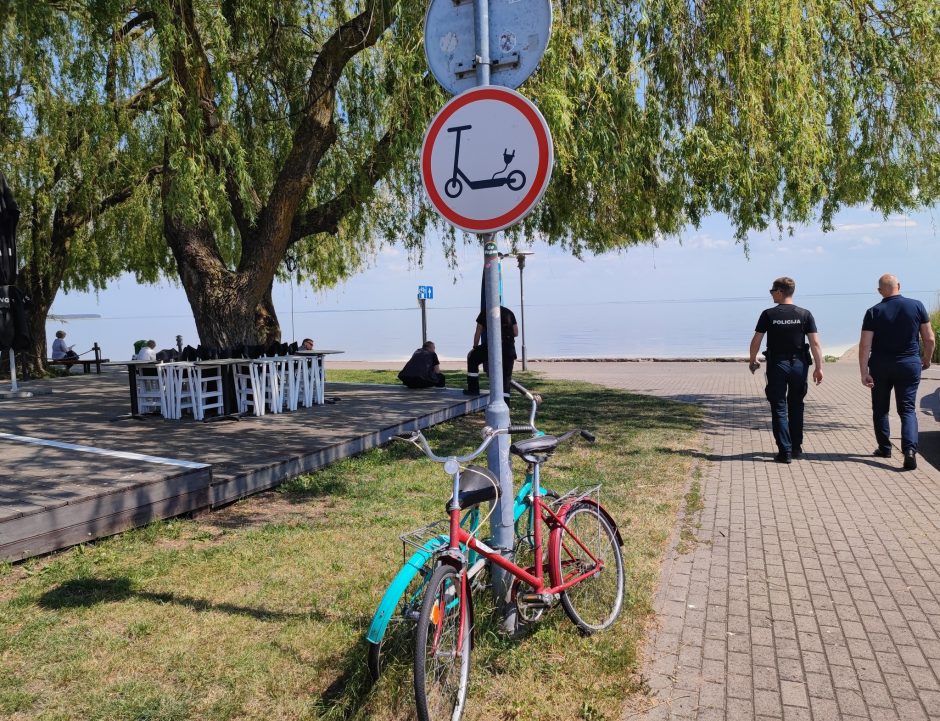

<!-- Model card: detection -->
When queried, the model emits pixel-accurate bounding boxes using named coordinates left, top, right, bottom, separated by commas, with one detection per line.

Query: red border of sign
left=421, top=87, right=553, bottom=234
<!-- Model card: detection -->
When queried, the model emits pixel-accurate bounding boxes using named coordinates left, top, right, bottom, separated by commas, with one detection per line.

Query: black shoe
left=873, top=448, right=892, bottom=458
left=792, top=447, right=803, bottom=459
left=775, top=451, right=792, bottom=464
left=903, top=451, right=917, bottom=471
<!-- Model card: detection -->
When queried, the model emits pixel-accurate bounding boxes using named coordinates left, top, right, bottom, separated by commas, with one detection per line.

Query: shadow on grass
left=37, top=577, right=317, bottom=621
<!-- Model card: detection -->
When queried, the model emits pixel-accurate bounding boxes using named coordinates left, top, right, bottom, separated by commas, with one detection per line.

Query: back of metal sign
left=424, top=0, right=552, bottom=96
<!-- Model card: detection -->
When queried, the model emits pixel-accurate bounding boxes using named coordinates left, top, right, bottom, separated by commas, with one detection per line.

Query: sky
left=46, top=204, right=939, bottom=362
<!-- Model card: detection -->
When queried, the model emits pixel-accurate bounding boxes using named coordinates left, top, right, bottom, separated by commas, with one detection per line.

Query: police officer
left=748, top=277, right=824, bottom=463
left=464, top=305, right=518, bottom=400
left=858, top=273, right=935, bottom=470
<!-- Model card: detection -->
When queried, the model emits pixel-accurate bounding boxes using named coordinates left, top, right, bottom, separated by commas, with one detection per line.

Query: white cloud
left=837, top=216, right=917, bottom=232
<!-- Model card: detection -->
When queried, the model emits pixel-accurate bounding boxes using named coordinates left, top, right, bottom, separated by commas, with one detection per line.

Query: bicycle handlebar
left=509, top=379, right=540, bottom=430
left=395, top=382, right=592, bottom=468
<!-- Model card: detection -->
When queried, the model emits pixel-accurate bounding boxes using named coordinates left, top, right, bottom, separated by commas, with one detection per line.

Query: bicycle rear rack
left=399, top=519, right=452, bottom=566
left=546, top=484, right=602, bottom=514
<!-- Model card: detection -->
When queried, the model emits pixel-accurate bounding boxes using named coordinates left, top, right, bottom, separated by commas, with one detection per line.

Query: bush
left=932, top=308, right=940, bottom=363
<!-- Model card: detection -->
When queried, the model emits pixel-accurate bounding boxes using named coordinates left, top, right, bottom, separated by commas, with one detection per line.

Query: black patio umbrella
left=0, top=169, right=29, bottom=353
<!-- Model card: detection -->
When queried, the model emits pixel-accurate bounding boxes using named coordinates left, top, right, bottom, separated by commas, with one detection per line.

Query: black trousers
left=402, top=373, right=445, bottom=389
left=764, top=356, right=809, bottom=452
left=467, top=345, right=514, bottom=396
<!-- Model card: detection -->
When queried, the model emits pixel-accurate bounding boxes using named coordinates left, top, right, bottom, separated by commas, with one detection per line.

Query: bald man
left=859, top=274, right=935, bottom=470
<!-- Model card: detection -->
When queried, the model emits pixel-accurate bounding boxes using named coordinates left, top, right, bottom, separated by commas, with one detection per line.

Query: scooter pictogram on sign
left=444, top=125, right=526, bottom=198
left=421, top=86, right=553, bottom=235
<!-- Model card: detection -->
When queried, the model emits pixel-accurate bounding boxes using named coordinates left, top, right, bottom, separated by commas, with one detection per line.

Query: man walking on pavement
left=858, top=273, right=935, bottom=470
left=748, top=276, right=824, bottom=463
left=465, top=305, right=518, bottom=400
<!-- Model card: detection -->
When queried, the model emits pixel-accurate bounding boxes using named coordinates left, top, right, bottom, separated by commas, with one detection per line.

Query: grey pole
left=473, top=0, right=515, bottom=632
left=9, top=349, right=17, bottom=392
left=518, top=254, right=527, bottom=370
left=419, top=296, right=428, bottom=344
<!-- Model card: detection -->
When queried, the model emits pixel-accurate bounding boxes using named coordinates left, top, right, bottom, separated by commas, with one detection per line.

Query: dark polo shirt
left=862, top=295, right=929, bottom=359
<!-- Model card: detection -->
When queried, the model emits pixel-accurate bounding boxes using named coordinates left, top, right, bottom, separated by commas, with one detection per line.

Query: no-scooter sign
left=420, top=86, right=553, bottom=234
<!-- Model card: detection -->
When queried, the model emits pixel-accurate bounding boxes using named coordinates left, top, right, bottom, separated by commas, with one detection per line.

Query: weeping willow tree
left=2, top=0, right=938, bottom=355
left=0, top=2, right=168, bottom=374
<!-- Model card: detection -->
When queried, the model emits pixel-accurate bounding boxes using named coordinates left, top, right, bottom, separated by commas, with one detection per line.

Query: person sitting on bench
left=51, top=330, right=79, bottom=367
left=398, top=341, right=446, bottom=389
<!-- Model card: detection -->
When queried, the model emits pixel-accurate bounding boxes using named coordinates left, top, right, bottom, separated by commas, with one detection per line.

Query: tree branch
left=254, top=0, right=398, bottom=271
left=94, top=165, right=163, bottom=217
left=289, top=129, right=396, bottom=243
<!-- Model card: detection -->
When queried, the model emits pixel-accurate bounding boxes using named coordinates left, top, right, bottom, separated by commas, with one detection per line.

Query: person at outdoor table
left=301, top=338, right=314, bottom=351
left=135, top=339, right=157, bottom=361
left=398, top=341, right=445, bottom=389
left=51, top=330, right=79, bottom=361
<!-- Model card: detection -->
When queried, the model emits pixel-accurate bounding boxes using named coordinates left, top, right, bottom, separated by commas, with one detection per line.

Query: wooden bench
left=49, top=343, right=109, bottom=375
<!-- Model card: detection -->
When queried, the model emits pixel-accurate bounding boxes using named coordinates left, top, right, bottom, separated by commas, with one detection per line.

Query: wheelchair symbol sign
left=421, top=86, right=553, bottom=234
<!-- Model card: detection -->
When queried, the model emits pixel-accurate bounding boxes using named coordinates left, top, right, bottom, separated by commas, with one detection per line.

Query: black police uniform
left=398, top=347, right=445, bottom=389
left=466, top=306, right=517, bottom=397
left=755, top=304, right=817, bottom=456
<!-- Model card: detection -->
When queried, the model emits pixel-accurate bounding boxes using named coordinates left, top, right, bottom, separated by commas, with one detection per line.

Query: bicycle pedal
left=516, top=592, right=554, bottom=607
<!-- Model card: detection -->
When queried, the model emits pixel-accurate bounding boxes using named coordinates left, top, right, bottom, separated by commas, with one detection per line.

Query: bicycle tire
left=368, top=566, right=428, bottom=681
left=414, top=564, right=472, bottom=721
left=551, top=502, right=624, bottom=635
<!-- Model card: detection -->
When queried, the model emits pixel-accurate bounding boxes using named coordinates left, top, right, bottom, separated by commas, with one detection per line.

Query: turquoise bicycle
left=366, top=381, right=550, bottom=680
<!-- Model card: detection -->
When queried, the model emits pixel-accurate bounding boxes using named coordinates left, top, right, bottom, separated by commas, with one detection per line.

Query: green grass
left=0, top=371, right=702, bottom=721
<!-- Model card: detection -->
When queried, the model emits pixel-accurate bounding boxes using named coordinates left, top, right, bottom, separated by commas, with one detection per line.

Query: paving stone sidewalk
left=530, top=361, right=940, bottom=721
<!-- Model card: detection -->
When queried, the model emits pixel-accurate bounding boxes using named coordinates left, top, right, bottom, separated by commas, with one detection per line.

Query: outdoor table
left=294, top=350, right=344, bottom=406
left=106, top=358, right=241, bottom=419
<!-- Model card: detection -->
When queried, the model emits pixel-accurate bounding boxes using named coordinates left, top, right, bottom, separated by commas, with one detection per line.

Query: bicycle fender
left=553, top=499, right=624, bottom=549
left=579, top=499, right=624, bottom=547
left=366, top=535, right=448, bottom=644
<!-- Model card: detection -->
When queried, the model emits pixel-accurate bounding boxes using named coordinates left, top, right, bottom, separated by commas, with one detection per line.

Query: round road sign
left=424, top=0, right=552, bottom=96
left=421, top=86, right=553, bottom=234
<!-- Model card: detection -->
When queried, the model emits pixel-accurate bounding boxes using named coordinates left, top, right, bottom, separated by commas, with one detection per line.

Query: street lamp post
left=510, top=251, right=534, bottom=370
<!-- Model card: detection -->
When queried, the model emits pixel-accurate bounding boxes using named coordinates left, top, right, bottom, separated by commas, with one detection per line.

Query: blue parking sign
left=418, top=285, right=434, bottom=300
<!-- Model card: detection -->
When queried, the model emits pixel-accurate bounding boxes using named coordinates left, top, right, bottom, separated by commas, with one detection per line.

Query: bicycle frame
left=444, top=464, right=604, bottom=598
left=365, top=475, right=547, bottom=647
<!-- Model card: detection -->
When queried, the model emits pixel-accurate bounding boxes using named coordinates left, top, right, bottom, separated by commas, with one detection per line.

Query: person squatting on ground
left=398, top=341, right=446, bottom=389
left=465, top=305, right=518, bottom=400
left=858, top=273, right=935, bottom=471
left=748, top=277, right=824, bottom=464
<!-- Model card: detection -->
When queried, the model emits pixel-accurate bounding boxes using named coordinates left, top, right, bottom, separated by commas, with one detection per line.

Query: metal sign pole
left=518, top=255, right=527, bottom=370
left=9, top=349, right=17, bottom=392
left=472, top=0, right=515, bottom=632
left=419, top=296, right=428, bottom=344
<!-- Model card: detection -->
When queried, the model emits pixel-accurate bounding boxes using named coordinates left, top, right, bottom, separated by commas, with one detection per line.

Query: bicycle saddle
left=510, top=435, right=560, bottom=463
left=447, top=464, right=500, bottom=511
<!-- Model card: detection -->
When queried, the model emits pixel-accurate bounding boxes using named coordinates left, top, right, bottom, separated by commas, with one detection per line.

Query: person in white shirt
left=135, top=339, right=157, bottom=361
left=51, top=330, right=78, bottom=360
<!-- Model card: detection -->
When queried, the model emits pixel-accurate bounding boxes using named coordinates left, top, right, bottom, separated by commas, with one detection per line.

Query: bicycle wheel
left=414, top=564, right=472, bottom=721
left=552, top=502, right=624, bottom=634
left=368, top=566, right=428, bottom=681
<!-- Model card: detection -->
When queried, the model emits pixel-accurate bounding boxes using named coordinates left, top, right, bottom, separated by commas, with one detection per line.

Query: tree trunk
left=165, top=216, right=281, bottom=351
left=16, top=211, right=72, bottom=378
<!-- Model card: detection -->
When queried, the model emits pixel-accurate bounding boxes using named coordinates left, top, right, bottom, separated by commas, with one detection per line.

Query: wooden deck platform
left=0, top=373, right=486, bottom=562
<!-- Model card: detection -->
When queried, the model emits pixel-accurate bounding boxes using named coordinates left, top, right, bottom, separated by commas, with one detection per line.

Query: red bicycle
left=400, top=424, right=625, bottom=721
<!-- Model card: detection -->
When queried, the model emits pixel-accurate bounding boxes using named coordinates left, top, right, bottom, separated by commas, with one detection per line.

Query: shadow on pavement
left=919, top=430, right=940, bottom=471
